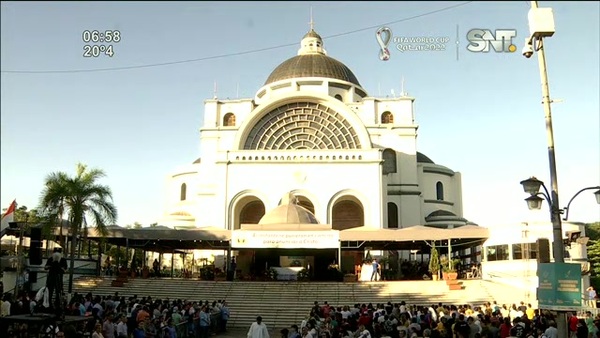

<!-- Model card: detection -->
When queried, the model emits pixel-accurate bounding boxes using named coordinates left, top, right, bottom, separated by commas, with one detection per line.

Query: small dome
left=303, top=29, right=322, bottom=39
left=417, top=152, right=434, bottom=164
left=259, top=192, right=319, bottom=225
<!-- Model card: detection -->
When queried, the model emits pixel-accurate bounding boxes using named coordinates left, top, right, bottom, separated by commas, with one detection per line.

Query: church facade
left=157, top=28, right=479, bottom=278
left=161, top=28, right=470, bottom=234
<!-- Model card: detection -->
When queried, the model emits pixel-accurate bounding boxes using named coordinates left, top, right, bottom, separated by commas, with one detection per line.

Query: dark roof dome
left=417, top=152, right=434, bottom=164
left=265, top=28, right=362, bottom=87
left=265, top=54, right=361, bottom=86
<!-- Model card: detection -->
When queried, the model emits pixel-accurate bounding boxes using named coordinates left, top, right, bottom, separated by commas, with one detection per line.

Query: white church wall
left=223, top=158, right=384, bottom=229
left=163, top=168, right=199, bottom=224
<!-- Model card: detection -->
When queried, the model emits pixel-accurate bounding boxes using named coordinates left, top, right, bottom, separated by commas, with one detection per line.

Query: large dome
left=265, top=54, right=361, bottom=87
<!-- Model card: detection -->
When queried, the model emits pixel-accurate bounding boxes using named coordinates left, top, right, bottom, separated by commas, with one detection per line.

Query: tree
left=586, top=222, right=600, bottom=276
left=126, top=222, right=142, bottom=229
left=149, top=222, right=158, bottom=228
left=39, top=163, right=118, bottom=294
left=429, top=244, right=440, bottom=279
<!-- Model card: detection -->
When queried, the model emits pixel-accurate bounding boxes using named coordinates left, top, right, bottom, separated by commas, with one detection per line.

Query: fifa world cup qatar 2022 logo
left=376, top=27, right=392, bottom=61
left=376, top=27, right=449, bottom=61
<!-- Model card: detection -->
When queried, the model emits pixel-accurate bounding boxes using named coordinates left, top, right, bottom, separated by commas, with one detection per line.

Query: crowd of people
left=267, top=301, right=599, bottom=338
left=1, top=290, right=232, bottom=338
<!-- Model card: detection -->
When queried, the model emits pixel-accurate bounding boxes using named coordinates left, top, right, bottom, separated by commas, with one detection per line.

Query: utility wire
left=1, top=2, right=473, bottom=74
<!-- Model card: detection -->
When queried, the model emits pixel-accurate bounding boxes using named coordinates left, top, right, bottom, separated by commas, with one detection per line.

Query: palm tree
left=39, top=163, right=118, bottom=294
left=41, top=171, right=70, bottom=247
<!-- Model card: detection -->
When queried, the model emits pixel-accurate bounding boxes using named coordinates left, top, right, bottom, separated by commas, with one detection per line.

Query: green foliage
left=440, top=255, right=450, bottom=273
left=126, top=222, right=143, bottom=229
left=587, top=222, right=600, bottom=241
left=267, top=267, right=278, bottom=280
left=429, top=245, right=440, bottom=275
left=200, top=266, right=215, bottom=280
left=587, top=222, right=600, bottom=277
left=297, top=268, right=310, bottom=281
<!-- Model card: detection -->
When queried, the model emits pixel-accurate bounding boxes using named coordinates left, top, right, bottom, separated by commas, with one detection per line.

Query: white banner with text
left=232, top=230, right=340, bottom=249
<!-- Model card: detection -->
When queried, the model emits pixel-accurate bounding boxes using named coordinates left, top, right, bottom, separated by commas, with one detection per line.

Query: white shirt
left=544, top=326, right=558, bottom=338
left=358, top=329, right=372, bottom=338
left=116, top=322, right=128, bottom=337
left=1, top=300, right=11, bottom=317
left=247, top=321, right=270, bottom=338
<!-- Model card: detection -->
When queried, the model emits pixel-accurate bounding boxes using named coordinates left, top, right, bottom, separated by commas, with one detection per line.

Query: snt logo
left=466, top=29, right=517, bottom=53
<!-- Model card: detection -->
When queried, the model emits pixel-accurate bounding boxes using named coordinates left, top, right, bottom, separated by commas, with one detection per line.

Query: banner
left=537, top=263, right=582, bottom=311
left=232, top=230, right=339, bottom=249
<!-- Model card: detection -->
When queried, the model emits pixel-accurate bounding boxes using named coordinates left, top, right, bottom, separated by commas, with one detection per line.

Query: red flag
left=1, top=199, right=17, bottom=232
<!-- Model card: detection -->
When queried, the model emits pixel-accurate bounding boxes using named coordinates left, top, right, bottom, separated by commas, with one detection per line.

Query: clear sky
left=1, top=1, right=599, bottom=228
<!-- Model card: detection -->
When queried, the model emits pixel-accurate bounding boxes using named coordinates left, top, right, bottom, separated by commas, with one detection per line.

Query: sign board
left=537, top=263, right=582, bottom=311
left=232, top=230, right=339, bottom=249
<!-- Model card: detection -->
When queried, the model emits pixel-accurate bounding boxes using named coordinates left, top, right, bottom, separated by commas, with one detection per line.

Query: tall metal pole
left=531, top=0, right=564, bottom=264
left=15, top=218, right=26, bottom=297
left=530, top=2, right=567, bottom=336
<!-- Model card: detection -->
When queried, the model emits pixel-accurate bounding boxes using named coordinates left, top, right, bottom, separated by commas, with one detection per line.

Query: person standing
left=370, top=259, right=380, bottom=281
left=587, top=286, right=597, bottom=308
left=247, top=316, right=270, bottom=338
left=44, top=248, right=68, bottom=311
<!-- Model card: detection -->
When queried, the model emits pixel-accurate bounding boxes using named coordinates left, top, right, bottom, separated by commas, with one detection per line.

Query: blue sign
left=537, top=263, right=582, bottom=311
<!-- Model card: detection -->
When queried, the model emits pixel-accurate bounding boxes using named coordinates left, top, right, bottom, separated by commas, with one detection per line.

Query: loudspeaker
left=29, top=227, right=43, bottom=265
left=537, top=238, right=551, bottom=263
left=29, top=271, right=37, bottom=283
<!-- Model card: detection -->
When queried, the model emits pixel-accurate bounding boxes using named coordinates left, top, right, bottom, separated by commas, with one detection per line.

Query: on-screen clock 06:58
left=82, top=30, right=121, bottom=43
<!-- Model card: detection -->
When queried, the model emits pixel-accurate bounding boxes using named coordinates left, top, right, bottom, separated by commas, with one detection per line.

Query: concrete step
left=66, top=277, right=523, bottom=330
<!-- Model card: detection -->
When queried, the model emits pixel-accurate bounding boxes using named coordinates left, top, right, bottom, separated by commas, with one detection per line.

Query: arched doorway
left=234, top=198, right=266, bottom=230
left=331, top=197, right=364, bottom=230
left=296, top=196, right=315, bottom=215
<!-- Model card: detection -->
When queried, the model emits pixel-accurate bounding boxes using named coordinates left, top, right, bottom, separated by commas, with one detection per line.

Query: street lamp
left=522, top=2, right=564, bottom=335
left=520, top=177, right=600, bottom=221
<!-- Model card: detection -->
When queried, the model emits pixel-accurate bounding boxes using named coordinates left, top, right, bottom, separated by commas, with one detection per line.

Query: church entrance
left=250, top=248, right=339, bottom=281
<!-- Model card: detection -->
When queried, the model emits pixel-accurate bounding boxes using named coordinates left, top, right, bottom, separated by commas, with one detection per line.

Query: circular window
left=243, top=102, right=361, bottom=150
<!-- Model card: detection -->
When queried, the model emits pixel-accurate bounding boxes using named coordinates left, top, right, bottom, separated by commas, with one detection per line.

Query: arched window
left=223, top=113, right=236, bottom=127
left=180, top=183, right=187, bottom=201
left=239, top=200, right=265, bottom=225
left=387, top=202, right=399, bottom=228
left=436, top=181, right=444, bottom=201
left=332, top=198, right=364, bottom=231
left=381, top=111, right=394, bottom=124
left=382, top=149, right=397, bottom=174
left=334, top=94, right=343, bottom=101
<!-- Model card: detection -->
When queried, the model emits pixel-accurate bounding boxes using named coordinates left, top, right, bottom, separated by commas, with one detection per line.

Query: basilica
left=158, top=27, right=481, bottom=278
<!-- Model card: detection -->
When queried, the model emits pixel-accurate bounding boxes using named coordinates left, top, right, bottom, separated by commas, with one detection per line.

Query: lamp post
left=520, top=177, right=599, bottom=336
left=521, top=1, right=564, bottom=336
left=520, top=177, right=600, bottom=223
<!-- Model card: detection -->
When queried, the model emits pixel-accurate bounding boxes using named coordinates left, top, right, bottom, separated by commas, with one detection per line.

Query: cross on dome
left=298, top=8, right=326, bottom=56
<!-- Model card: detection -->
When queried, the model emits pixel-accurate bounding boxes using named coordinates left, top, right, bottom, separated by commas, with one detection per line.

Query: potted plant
left=343, top=273, right=358, bottom=282
left=297, top=268, right=310, bottom=281
left=267, top=267, right=278, bottom=281
left=429, top=245, right=440, bottom=281
left=447, top=259, right=460, bottom=280
left=440, top=255, right=450, bottom=280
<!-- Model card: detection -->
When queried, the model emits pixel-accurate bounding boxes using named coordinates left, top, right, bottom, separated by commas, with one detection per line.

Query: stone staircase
left=67, top=277, right=524, bottom=331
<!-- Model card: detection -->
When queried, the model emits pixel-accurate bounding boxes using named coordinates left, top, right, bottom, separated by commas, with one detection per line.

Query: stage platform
left=0, top=314, right=93, bottom=337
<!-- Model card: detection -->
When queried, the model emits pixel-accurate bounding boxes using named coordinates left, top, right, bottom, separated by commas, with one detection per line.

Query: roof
left=339, top=225, right=489, bottom=242
left=417, top=152, right=435, bottom=164
left=265, top=54, right=361, bottom=86
left=303, top=29, right=322, bottom=39
left=259, top=192, right=319, bottom=225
